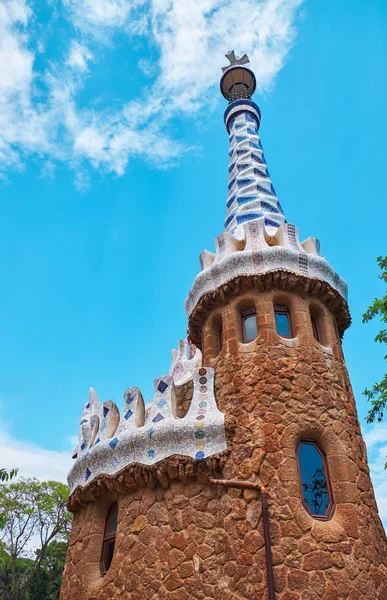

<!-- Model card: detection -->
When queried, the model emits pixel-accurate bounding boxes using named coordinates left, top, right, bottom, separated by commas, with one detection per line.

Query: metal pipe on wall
left=209, top=478, right=276, bottom=600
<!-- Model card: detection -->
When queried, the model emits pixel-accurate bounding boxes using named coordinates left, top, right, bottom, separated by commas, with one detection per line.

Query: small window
left=100, top=503, right=118, bottom=575
left=218, top=322, right=223, bottom=352
left=297, top=441, right=333, bottom=519
left=311, top=316, right=320, bottom=342
left=274, top=304, right=292, bottom=338
left=241, top=309, right=258, bottom=343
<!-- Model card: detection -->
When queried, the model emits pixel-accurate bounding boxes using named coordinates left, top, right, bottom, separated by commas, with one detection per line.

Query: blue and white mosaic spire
left=220, top=52, right=286, bottom=237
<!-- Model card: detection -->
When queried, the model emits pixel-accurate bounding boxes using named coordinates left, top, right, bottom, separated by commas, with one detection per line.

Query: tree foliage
left=363, top=256, right=387, bottom=466
left=0, top=478, right=71, bottom=600
left=0, top=471, right=18, bottom=484
left=0, top=469, right=18, bottom=530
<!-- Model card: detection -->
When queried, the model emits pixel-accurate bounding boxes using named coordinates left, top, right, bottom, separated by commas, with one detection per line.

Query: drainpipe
left=209, top=478, right=275, bottom=600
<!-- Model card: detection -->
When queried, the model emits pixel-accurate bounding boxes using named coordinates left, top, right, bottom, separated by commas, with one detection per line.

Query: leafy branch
left=363, top=255, right=387, bottom=467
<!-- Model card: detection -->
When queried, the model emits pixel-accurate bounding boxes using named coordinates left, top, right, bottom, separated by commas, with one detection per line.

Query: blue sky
left=1, top=0, right=386, bottom=526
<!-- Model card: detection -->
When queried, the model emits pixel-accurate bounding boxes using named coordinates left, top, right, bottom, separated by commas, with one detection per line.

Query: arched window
left=217, top=319, right=223, bottom=354
left=311, top=315, right=320, bottom=342
left=241, top=308, right=258, bottom=343
left=274, top=304, right=292, bottom=338
left=100, top=503, right=118, bottom=576
left=310, top=306, right=323, bottom=344
left=297, top=441, right=333, bottom=519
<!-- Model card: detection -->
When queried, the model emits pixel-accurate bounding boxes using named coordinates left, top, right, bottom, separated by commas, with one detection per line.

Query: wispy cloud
left=0, top=423, right=72, bottom=483
left=0, top=0, right=303, bottom=185
left=66, top=41, right=93, bottom=72
left=364, top=422, right=387, bottom=529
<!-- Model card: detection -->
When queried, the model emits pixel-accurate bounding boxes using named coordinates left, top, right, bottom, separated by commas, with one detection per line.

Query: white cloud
left=0, top=424, right=72, bottom=483
left=66, top=41, right=93, bottom=72
left=63, top=0, right=148, bottom=31
left=0, top=0, right=304, bottom=183
left=0, top=0, right=49, bottom=171
left=364, top=422, right=387, bottom=530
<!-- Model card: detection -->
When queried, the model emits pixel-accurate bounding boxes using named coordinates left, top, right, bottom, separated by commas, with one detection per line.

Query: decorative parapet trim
left=185, top=217, right=347, bottom=320
left=67, top=451, right=229, bottom=512
left=169, top=338, right=201, bottom=385
left=68, top=367, right=227, bottom=494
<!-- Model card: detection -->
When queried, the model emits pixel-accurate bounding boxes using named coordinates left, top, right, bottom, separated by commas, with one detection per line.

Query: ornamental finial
left=220, top=51, right=256, bottom=103
left=221, top=50, right=250, bottom=73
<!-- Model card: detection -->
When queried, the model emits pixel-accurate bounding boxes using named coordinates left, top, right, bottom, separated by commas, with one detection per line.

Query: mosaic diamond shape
left=124, top=409, right=133, bottom=420
left=109, top=437, right=118, bottom=449
left=85, top=403, right=90, bottom=409
left=152, top=413, right=165, bottom=423
left=103, top=406, right=109, bottom=418
left=147, top=426, right=155, bottom=438
left=80, top=443, right=86, bottom=451
left=85, top=468, right=91, bottom=481
left=148, top=449, right=155, bottom=458
left=80, top=419, right=87, bottom=425
left=95, top=437, right=100, bottom=445
left=157, top=380, right=168, bottom=393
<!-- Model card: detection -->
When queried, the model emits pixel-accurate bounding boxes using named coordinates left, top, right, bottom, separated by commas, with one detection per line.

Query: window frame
left=241, top=308, right=258, bottom=343
left=274, top=304, right=293, bottom=339
left=100, top=503, right=118, bottom=576
left=296, top=439, right=334, bottom=521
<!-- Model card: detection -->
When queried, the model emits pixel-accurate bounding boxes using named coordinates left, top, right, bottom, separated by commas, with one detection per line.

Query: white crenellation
left=186, top=216, right=347, bottom=317
left=169, top=338, right=202, bottom=385
left=68, top=347, right=226, bottom=492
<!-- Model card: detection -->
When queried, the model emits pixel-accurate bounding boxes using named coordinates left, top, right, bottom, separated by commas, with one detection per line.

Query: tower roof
left=221, top=52, right=286, bottom=238
left=185, top=52, right=349, bottom=333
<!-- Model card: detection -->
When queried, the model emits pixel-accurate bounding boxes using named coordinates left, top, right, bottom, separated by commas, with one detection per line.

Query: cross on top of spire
left=221, top=51, right=250, bottom=73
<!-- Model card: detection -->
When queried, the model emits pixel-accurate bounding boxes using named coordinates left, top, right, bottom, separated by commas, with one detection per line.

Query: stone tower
left=60, top=53, right=387, bottom=600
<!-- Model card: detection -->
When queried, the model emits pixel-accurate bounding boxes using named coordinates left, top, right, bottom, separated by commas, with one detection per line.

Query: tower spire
left=220, top=52, right=286, bottom=237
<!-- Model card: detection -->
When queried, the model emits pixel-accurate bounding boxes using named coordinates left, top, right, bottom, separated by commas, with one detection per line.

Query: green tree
left=27, top=541, right=68, bottom=600
left=0, top=471, right=18, bottom=484
left=0, top=469, right=18, bottom=530
left=0, top=478, right=70, bottom=600
left=363, top=255, right=387, bottom=466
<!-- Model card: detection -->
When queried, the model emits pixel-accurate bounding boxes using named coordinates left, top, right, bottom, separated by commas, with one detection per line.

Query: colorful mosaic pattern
left=187, top=216, right=348, bottom=318
left=185, top=94, right=348, bottom=318
left=224, top=103, right=285, bottom=238
left=169, top=338, right=202, bottom=385
left=68, top=365, right=226, bottom=492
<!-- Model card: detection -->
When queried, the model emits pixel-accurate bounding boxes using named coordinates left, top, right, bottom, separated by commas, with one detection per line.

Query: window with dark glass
left=274, top=304, right=292, bottom=338
left=100, top=503, right=118, bottom=575
left=218, top=322, right=223, bottom=352
left=297, top=441, right=333, bottom=519
left=311, top=316, right=320, bottom=342
left=241, top=309, right=258, bottom=342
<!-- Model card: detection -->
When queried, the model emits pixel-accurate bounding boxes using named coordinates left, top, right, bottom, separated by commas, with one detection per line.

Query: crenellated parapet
left=169, top=338, right=202, bottom=384
left=186, top=216, right=348, bottom=320
left=68, top=345, right=227, bottom=493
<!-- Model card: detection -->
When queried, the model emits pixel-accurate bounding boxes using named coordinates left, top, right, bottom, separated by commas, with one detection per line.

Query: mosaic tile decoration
left=224, top=106, right=286, bottom=239
left=186, top=216, right=348, bottom=318
left=68, top=365, right=226, bottom=492
left=169, top=338, right=202, bottom=385
left=186, top=96, right=347, bottom=318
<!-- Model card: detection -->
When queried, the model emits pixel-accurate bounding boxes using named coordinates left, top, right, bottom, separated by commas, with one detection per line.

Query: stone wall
left=61, top=284, right=387, bottom=600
